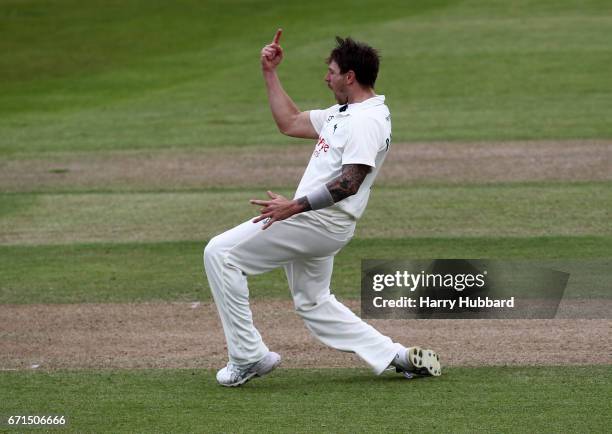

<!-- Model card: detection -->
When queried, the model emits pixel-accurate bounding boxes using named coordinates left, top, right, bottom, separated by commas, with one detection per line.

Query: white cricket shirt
left=294, top=95, right=392, bottom=227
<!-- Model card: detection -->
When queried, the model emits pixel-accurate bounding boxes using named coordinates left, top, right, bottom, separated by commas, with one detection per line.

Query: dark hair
left=326, top=36, right=380, bottom=88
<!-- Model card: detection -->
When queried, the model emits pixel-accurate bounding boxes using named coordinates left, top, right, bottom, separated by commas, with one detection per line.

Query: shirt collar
left=340, top=95, right=385, bottom=114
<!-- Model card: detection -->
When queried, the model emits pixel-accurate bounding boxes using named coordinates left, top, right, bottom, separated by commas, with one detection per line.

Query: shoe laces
left=225, top=361, right=254, bottom=377
left=224, top=362, right=242, bottom=377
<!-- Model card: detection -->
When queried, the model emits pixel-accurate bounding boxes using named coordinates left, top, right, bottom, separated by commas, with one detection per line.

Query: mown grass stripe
left=1, top=179, right=611, bottom=195
left=0, top=366, right=610, bottom=433
left=1, top=237, right=609, bottom=304
left=1, top=183, right=610, bottom=246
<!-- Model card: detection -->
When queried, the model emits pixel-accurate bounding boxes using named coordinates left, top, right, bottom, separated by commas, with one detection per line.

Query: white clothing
left=204, top=95, right=400, bottom=375
left=296, top=95, right=391, bottom=222
left=204, top=213, right=401, bottom=375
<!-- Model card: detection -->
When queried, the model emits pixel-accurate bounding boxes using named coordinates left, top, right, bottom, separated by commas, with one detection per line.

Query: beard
left=327, top=82, right=348, bottom=105
left=333, top=92, right=348, bottom=105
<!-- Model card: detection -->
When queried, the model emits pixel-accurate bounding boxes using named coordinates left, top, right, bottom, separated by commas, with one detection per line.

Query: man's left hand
left=250, top=190, right=303, bottom=230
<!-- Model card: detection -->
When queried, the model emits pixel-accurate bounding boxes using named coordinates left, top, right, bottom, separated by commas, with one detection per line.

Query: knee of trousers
left=293, top=292, right=333, bottom=315
left=203, top=236, right=224, bottom=270
left=204, top=235, right=247, bottom=268
left=204, top=238, right=248, bottom=295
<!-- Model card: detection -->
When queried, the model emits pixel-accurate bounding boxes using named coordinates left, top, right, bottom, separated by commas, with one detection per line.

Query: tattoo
left=326, top=164, right=371, bottom=203
left=297, top=196, right=312, bottom=212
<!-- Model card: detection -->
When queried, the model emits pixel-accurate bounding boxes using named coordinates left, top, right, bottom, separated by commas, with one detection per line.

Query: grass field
left=1, top=0, right=611, bottom=432
left=1, top=238, right=610, bottom=304
left=1, top=183, right=610, bottom=245
left=1, top=0, right=612, bottom=155
left=1, top=367, right=611, bottom=432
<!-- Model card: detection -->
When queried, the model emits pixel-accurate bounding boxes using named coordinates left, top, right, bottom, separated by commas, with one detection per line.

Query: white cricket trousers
left=203, top=212, right=401, bottom=375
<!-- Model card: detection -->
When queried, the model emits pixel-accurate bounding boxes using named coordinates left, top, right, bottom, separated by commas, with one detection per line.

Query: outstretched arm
left=250, top=164, right=371, bottom=229
left=261, top=29, right=318, bottom=139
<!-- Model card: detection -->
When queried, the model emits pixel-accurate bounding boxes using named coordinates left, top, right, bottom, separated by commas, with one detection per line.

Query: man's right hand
left=261, top=29, right=283, bottom=72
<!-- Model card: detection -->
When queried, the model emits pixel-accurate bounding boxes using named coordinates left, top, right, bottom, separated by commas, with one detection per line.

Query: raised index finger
left=272, top=28, right=282, bottom=44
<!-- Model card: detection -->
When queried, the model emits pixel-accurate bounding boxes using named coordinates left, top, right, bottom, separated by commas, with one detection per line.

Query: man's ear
left=345, top=70, right=356, bottom=85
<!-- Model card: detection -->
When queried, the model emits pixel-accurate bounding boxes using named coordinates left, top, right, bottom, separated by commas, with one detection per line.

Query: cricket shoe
left=397, top=347, right=441, bottom=378
left=216, top=351, right=281, bottom=387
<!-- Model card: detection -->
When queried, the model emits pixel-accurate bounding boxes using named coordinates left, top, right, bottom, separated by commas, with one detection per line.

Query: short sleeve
left=342, top=116, right=383, bottom=167
left=309, top=109, right=327, bottom=135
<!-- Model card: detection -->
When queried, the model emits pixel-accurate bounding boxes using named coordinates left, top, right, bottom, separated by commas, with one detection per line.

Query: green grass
left=1, top=183, right=610, bottom=245
left=2, top=0, right=612, bottom=156
left=0, top=366, right=610, bottom=433
left=1, top=237, right=609, bottom=304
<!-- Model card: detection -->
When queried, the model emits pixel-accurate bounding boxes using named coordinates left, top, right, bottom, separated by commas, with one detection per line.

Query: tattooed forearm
left=326, top=164, right=371, bottom=203
left=296, top=196, right=312, bottom=212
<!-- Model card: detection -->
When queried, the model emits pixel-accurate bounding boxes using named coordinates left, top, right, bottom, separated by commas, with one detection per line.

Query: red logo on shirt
left=313, top=136, right=330, bottom=157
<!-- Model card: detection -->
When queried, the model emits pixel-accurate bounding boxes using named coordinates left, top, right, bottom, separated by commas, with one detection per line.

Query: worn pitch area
left=1, top=300, right=610, bottom=371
